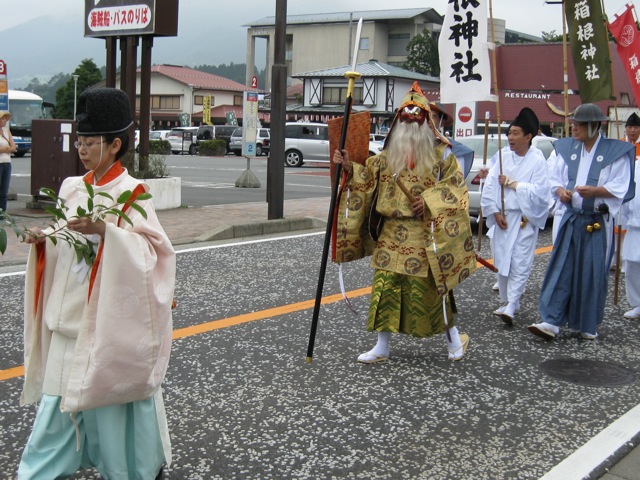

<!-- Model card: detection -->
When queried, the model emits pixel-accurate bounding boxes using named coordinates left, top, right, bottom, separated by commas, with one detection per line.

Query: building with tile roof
left=100, top=64, right=261, bottom=128
left=277, top=59, right=438, bottom=129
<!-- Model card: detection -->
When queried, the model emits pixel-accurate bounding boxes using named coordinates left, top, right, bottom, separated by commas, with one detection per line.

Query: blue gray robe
left=538, top=135, right=634, bottom=334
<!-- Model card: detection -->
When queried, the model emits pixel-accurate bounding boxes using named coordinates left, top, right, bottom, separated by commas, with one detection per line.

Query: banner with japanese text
left=607, top=5, right=640, bottom=104
left=0, top=60, right=7, bottom=110
left=438, top=0, right=496, bottom=103
left=565, top=0, right=613, bottom=102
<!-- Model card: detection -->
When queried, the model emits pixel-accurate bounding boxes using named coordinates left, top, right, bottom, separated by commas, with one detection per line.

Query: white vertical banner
left=438, top=0, right=497, bottom=103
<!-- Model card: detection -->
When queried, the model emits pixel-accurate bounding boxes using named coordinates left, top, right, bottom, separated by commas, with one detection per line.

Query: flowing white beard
left=387, top=121, right=436, bottom=176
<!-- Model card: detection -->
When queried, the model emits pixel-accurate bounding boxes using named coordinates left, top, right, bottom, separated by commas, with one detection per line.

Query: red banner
left=608, top=5, right=640, bottom=103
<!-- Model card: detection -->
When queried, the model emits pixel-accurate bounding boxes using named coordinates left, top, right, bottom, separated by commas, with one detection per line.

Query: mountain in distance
left=2, top=13, right=260, bottom=88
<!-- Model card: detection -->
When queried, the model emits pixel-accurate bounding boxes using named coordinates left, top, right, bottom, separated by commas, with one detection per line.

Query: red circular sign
left=458, top=106, right=472, bottom=123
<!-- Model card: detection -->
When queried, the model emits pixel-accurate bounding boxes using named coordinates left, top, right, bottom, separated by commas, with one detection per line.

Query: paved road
left=10, top=154, right=334, bottom=209
left=1, top=225, right=640, bottom=479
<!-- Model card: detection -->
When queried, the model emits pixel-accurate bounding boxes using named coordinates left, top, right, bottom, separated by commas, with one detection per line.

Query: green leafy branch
left=0, top=182, right=152, bottom=266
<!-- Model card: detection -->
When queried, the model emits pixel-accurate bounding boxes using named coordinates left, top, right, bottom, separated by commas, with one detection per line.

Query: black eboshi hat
left=510, top=107, right=539, bottom=138
left=626, top=112, right=640, bottom=127
left=76, top=87, right=133, bottom=136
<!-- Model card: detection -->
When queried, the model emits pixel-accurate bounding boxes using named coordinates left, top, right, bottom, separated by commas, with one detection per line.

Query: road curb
left=172, top=217, right=326, bottom=245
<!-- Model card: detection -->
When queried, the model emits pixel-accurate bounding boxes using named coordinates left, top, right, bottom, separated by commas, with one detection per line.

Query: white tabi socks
left=357, top=331, right=391, bottom=363
left=446, top=326, right=464, bottom=360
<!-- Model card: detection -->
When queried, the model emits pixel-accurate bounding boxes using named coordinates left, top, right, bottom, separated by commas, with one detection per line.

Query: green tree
left=404, top=29, right=440, bottom=77
left=542, top=30, right=564, bottom=42
left=23, top=73, right=70, bottom=104
left=55, top=59, right=103, bottom=119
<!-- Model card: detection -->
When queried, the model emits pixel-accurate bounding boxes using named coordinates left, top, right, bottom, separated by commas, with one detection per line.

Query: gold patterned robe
left=333, top=143, right=477, bottom=335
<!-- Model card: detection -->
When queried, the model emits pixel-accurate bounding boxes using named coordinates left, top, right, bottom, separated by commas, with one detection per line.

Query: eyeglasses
left=74, top=139, right=106, bottom=149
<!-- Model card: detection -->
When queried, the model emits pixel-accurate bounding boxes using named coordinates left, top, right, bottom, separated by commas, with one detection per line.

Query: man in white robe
left=481, top=108, right=550, bottom=324
left=622, top=159, right=640, bottom=319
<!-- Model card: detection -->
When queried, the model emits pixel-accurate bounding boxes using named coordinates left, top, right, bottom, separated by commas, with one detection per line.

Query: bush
left=131, top=154, right=170, bottom=179
left=149, top=139, right=171, bottom=155
left=198, top=139, right=226, bottom=156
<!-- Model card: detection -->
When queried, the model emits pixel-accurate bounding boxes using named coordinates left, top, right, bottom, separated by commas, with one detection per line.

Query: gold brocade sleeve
left=421, top=150, right=477, bottom=294
left=333, top=156, right=380, bottom=263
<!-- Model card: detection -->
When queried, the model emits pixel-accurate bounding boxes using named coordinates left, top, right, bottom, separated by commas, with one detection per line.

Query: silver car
left=284, top=122, right=330, bottom=167
left=229, top=127, right=270, bottom=156
left=457, top=134, right=557, bottom=217
left=167, top=127, right=199, bottom=155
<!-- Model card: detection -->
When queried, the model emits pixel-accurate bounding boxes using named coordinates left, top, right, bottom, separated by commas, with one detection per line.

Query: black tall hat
left=510, top=107, right=539, bottom=138
left=76, top=87, right=133, bottom=136
left=626, top=112, right=640, bottom=127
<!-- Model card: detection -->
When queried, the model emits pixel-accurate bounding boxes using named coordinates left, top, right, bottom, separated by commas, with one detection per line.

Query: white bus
left=8, top=89, right=54, bottom=157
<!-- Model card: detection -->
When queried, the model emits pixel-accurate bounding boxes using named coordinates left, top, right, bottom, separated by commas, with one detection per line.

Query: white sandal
left=448, top=333, right=469, bottom=361
left=357, top=352, right=389, bottom=364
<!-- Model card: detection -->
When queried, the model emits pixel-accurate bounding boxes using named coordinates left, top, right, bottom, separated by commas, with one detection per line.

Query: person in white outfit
left=623, top=159, right=640, bottom=319
left=480, top=108, right=551, bottom=325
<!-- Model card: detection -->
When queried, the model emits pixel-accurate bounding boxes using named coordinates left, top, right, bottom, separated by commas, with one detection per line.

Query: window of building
left=150, top=95, right=181, bottom=110
left=234, top=95, right=243, bottom=106
left=323, top=86, right=363, bottom=105
left=620, top=92, right=631, bottom=105
left=388, top=33, right=410, bottom=56
left=194, top=95, right=204, bottom=105
left=359, top=37, right=369, bottom=50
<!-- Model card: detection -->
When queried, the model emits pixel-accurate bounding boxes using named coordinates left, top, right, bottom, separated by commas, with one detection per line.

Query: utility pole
left=267, top=0, right=287, bottom=219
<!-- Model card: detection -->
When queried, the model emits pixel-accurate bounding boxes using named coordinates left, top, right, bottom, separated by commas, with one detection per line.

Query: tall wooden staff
left=605, top=0, right=625, bottom=305
left=488, top=0, right=505, bottom=213
left=477, top=111, right=490, bottom=250
left=306, top=18, right=363, bottom=363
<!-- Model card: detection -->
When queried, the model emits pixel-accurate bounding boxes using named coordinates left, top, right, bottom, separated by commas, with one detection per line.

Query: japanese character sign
left=84, top=0, right=177, bottom=38
left=565, top=0, right=613, bottom=102
left=439, top=0, right=496, bottom=103
left=608, top=5, right=640, bottom=105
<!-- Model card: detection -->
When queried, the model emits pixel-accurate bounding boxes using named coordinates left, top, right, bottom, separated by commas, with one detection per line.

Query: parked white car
left=167, top=126, right=199, bottom=154
left=149, top=130, right=172, bottom=141
left=458, top=134, right=557, bottom=217
left=229, top=127, right=271, bottom=156
left=369, top=140, right=384, bottom=157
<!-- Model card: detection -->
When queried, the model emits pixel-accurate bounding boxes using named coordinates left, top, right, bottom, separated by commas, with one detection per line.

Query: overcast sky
left=2, top=0, right=633, bottom=86
left=4, top=0, right=631, bottom=36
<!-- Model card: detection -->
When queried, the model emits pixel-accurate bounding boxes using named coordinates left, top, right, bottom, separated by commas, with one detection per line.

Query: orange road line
left=0, top=245, right=555, bottom=382
left=0, top=366, right=24, bottom=382
left=173, top=287, right=372, bottom=339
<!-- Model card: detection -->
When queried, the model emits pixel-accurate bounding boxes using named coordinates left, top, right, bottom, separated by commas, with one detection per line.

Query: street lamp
left=72, top=75, right=79, bottom=120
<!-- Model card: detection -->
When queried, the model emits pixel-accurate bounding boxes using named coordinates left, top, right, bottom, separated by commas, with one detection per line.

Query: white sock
left=445, top=326, right=461, bottom=351
left=368, top=331, right=391, bottom=357
left=538, top=322, right=560, bottom=334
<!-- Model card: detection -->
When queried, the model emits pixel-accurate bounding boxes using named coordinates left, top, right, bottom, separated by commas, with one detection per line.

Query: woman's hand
left=23, top=227, right=46, bottom=244
left=67, top=217, right=106, bottom=238
left=332, top=149, right=352, bottom=174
